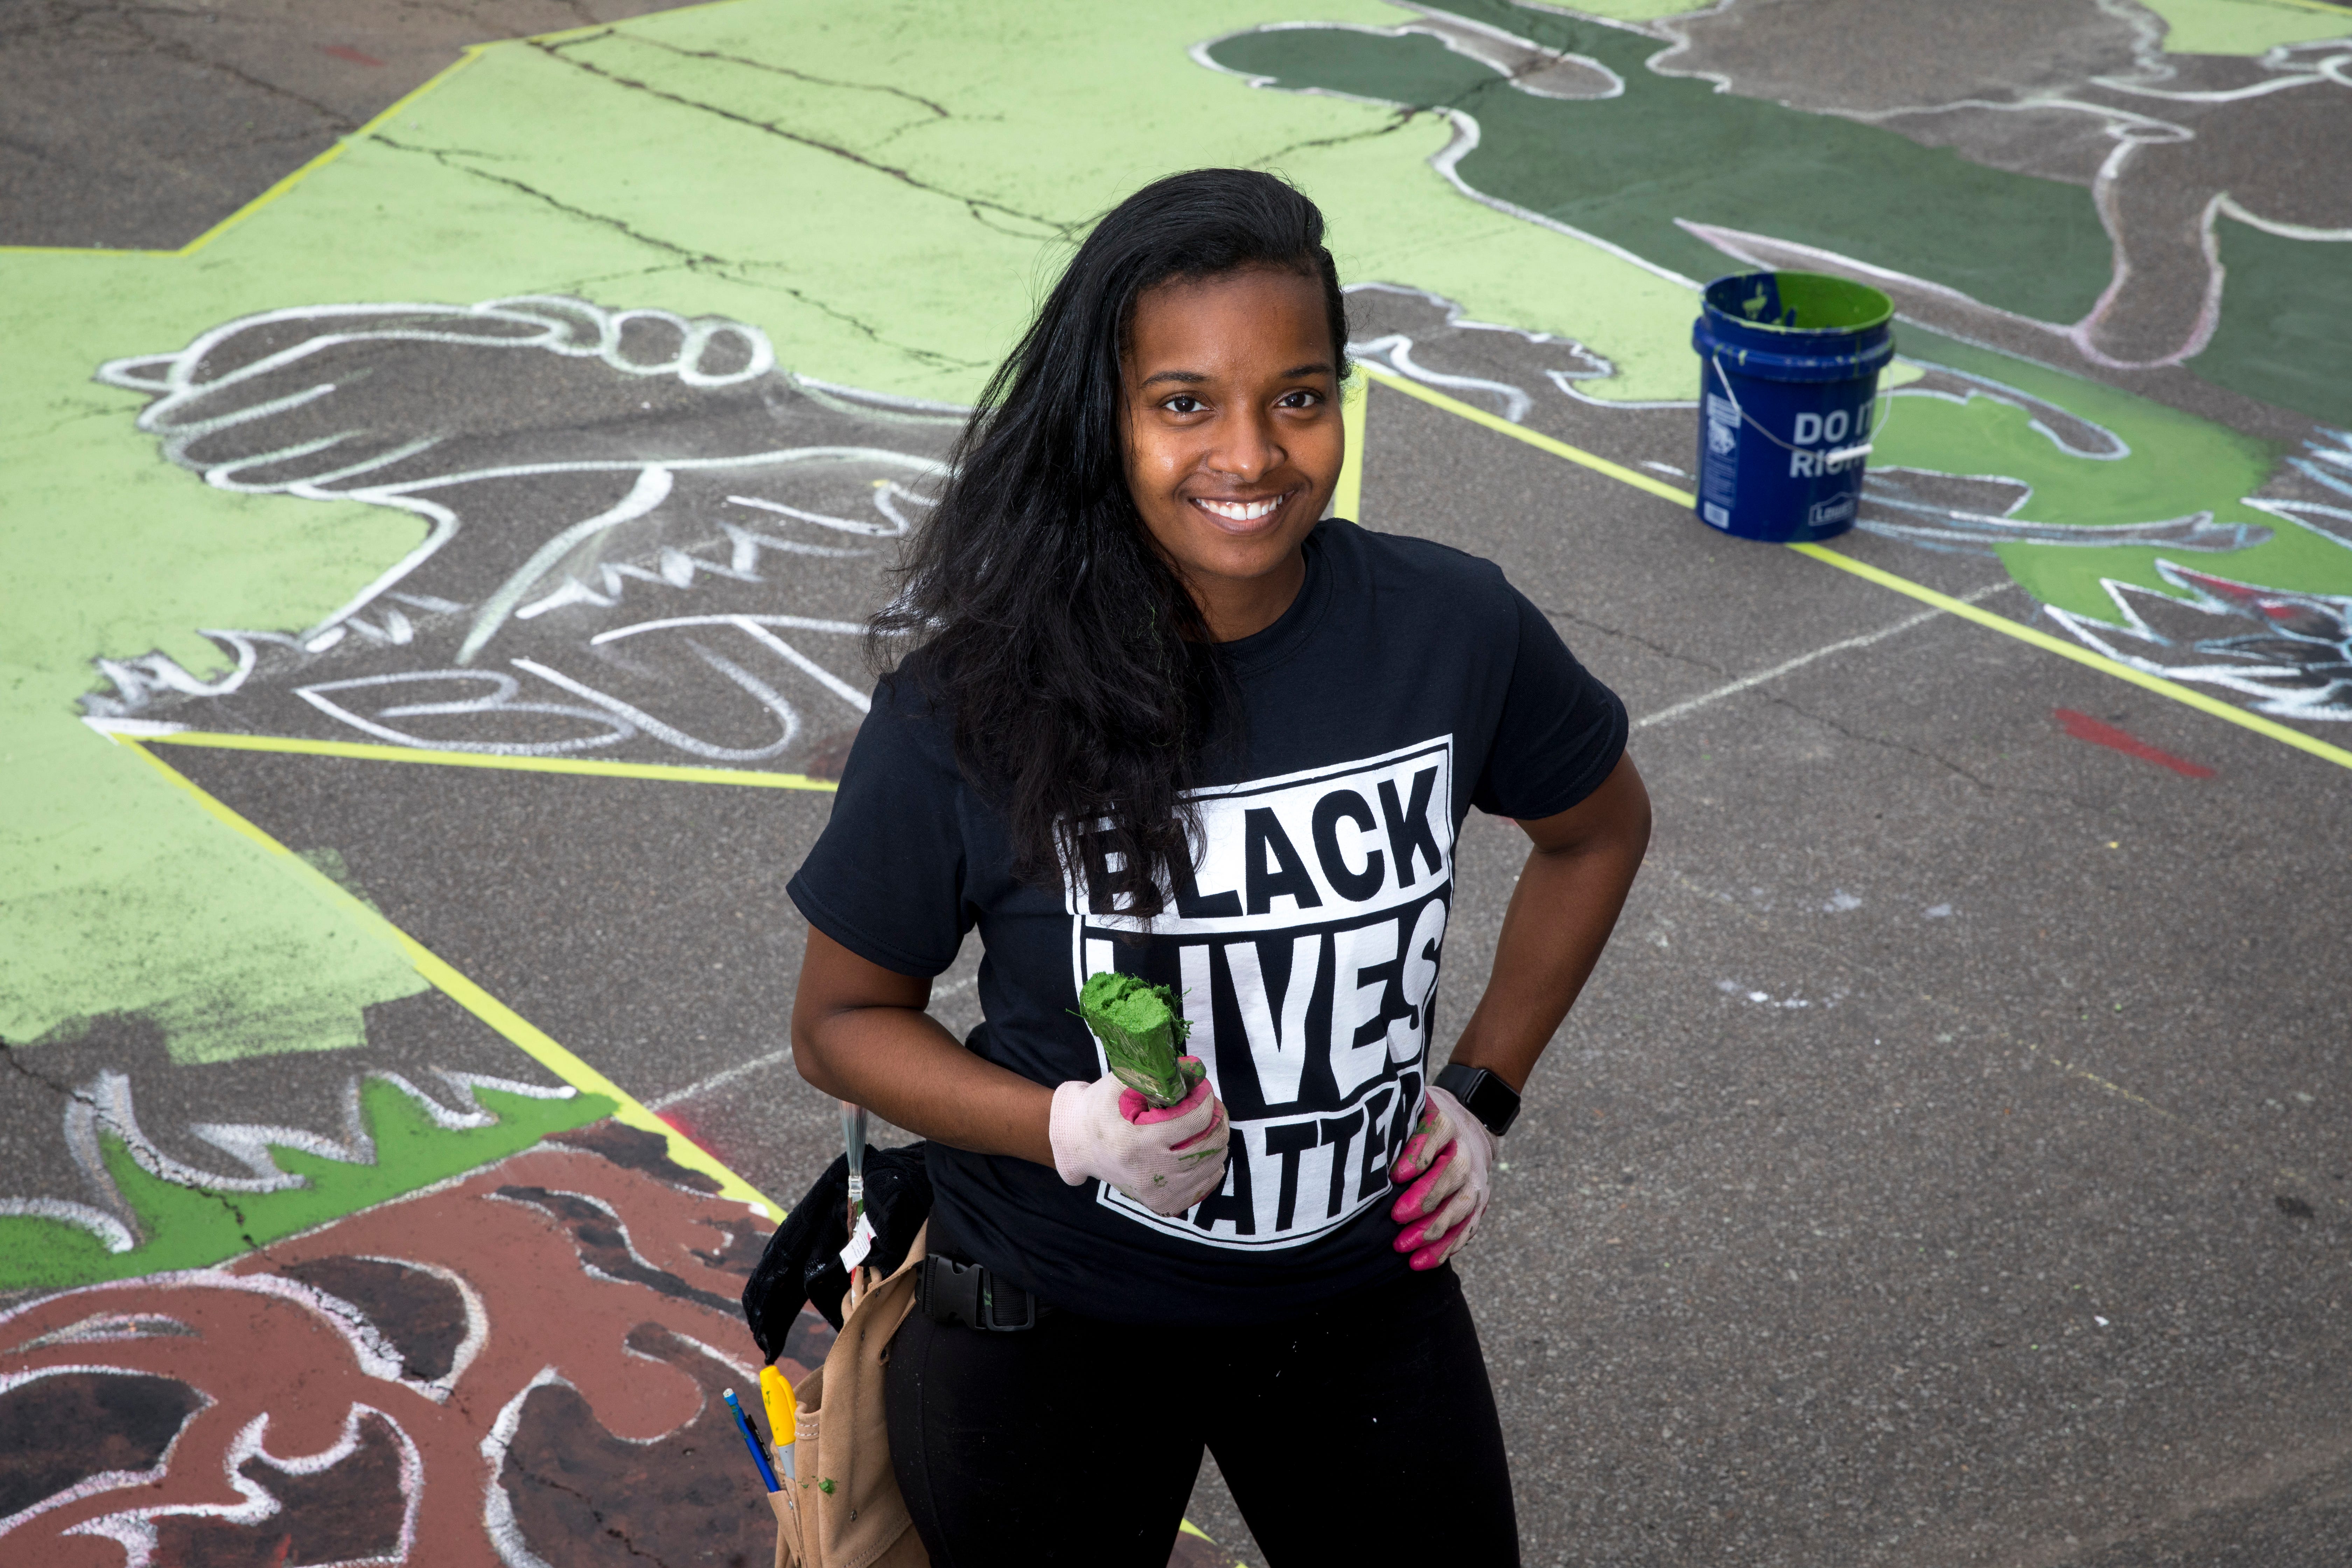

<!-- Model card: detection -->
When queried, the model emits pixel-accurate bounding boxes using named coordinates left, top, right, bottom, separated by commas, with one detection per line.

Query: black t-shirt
left=786, top=519, right=1627, bottom=1325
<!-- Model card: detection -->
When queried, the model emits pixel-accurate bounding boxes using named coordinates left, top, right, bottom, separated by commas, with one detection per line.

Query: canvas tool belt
left=772, top=1222, right=931, bottom=1568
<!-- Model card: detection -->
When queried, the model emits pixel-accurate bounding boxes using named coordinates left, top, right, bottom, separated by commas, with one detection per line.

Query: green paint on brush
left=1078, top=972, right=1196, bottom=1108
left=0, top=1081, right=613, bottom=1291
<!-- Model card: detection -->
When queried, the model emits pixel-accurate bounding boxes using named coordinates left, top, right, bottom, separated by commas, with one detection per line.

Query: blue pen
left=723, top=1388, right=780, bottom=1492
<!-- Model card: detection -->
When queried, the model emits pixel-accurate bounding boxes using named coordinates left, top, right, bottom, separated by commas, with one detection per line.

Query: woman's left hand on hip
left=1388, top=1083, right=1495, bottom=1271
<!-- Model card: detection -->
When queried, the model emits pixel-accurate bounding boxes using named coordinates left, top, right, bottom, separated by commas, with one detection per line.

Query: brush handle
left=840, top=1101, right=869, bottom=1226
left=723, top=1388, right=780, bottom=1492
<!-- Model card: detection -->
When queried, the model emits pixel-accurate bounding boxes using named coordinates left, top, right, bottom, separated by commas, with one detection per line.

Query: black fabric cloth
left=742, top=1142, right=932, bottom=1346
left=788, top=519, right=1626, bottom=1326
left=884, top=1260, right=1518, bottom=1566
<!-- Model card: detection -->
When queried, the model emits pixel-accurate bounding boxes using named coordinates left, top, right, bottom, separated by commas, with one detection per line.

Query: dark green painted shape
left=1211, top=3, right=2115, bottom=323
left=0, top=1082, right=615, bottom=1292
left=2197, top=213, right=2352, bottom=428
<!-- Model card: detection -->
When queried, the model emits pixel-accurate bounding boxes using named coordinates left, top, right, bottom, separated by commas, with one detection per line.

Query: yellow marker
left=760, top=1364, right=797, bottom=1479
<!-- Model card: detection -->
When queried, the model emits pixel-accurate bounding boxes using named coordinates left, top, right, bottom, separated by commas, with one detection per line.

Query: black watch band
left=1434, top=1062, right=1521, bottom=1138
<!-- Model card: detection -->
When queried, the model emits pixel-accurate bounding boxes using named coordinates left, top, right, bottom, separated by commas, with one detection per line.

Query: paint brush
left=722, top=1388, right=780, bottom=1492
left=1078, top=972, right=1203, bottom=1109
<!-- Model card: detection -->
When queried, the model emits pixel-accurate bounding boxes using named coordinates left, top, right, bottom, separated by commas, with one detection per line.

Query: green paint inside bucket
left=1718, top=272, right=1893, bottom=334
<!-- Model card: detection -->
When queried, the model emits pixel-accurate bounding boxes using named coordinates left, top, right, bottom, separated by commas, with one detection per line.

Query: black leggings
left=885, top=1263, right=1518, bottom=1566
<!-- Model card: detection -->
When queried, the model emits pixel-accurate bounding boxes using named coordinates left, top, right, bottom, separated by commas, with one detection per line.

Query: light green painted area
left=0, top=1084, right=614, bottom=1291
left=1, top=469, right=433, bottom=1063
left=7, top=0, right=2348, bottom=1063
left=2140, top=0, right=2352, bottom=55
left=1883, top=329, right=2352, bottom=621
left=0, top=0, right=1698, bottom=1059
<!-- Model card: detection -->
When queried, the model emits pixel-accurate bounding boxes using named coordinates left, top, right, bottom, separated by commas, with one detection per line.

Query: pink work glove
left=1049, top=1057, right=1230, bottom=1217
left=1389, top=1083, right=1496, bottom=1271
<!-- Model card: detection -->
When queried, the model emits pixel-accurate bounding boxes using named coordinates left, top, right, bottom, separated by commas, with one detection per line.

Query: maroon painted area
left=0, top=1127, right=826, bottom=1567
left=0, top=1371, right=203, bottom=1522
left=550, top=1120, right=723, bottom=1193
left=497, top=1324, right=777, bottom=1568
left=319, top=44, right=385, bottom=66
left=275, top=1257, right=471, bottom=1383
left=2052, top=708, right=2216, bottom=778
left=0, top=1125, right=1223, bottom=1566
left=152, top=1410, right=411, bottom=1568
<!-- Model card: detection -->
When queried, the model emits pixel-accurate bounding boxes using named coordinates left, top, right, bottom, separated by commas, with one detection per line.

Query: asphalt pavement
left=5, top=4, right=2348, bottom=1566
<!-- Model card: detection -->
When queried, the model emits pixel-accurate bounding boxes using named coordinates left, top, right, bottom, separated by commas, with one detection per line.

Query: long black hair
left=871, top=168, right=1349, bottom=918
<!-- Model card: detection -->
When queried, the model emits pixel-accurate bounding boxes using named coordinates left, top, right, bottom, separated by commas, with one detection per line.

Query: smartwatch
left=1434, top=1062, right=1521, bottom=1138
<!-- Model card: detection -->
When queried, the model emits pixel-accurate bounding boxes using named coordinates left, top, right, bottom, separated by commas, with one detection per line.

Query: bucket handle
left=1709, top=351, right=1892, bottom=464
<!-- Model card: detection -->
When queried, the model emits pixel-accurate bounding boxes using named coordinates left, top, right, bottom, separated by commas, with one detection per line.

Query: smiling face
left=1121, top=265, right=1346, bottom=643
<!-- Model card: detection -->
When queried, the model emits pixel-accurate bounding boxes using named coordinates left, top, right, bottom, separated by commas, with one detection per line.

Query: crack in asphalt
left=1746, top=682, right=2122, bottom=812
left=0, top=1037, right=92, bottom=1107
left=1745, top=685, right=2006, bottom=792
left=114, top=7, right=356, bottom=129
left=368, top=133, right=976, bottom=369
left=2, top=1038, right=293, bottom=1268
left=1231, top=16, right=1577, bottom=166
left=1257, top=104, right=1432, bottom=167
left=615, top=29, right=954, bottom=120
left=506, top=1462, right=681, bottom=1567
left=1542, top=601, right=1734, bottom=679
left=531, top=35, right=1070, bottom=240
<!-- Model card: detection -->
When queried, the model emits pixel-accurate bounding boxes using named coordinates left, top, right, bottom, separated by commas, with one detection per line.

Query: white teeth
left=1197, top=495, right=1284, bottom=522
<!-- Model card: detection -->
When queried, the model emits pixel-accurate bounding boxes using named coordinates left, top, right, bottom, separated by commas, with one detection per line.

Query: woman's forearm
left=793, top=929, right=1057, bottom=1165
left=1448, top=754, right=1651, bottom=1090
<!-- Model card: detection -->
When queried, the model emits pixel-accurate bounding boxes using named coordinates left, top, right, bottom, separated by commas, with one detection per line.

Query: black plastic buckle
left=920, top=1256, right=1038, bottom=1331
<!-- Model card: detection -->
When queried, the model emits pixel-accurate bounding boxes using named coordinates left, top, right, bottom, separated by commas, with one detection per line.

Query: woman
left=789, top=168, right=1650, bottom=1566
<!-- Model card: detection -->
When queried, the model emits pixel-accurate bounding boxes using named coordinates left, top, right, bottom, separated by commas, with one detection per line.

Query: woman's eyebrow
left=1138, top=360, right=1334, bottom=389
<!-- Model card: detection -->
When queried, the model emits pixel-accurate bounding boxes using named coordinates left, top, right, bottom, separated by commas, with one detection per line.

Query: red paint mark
left=322, top=44, right=385, bottom=66
left=654, top=1107, right=712, bottom=1154
left=2052, top=709, right=2215, bottom=778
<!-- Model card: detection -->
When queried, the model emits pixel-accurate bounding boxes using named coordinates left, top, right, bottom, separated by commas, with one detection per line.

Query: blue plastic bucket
left=1692, top=271, right=1895, bottom=543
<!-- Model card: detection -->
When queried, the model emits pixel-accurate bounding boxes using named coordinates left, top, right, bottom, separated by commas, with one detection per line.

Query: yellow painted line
left=1788, top=544, right=2352, bottom=770
left=1332, top=371, right=1367, bottom=521
left=178, top=47, right=491, bottom=258
left=518, top=0, right=756, bottom=48
left=1359, top=364, right=1698, bottom=507
left=0, top=245, right=163, bottom=259
left=0, top=49, right=487, bottom=261
left=1369, top=373, right=2352, bottom=773
left=0, top=0, right=753, bottom=261
left=118, top=735, right=781, bottom=1214
left=142, top=728, right=839, bottom=791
